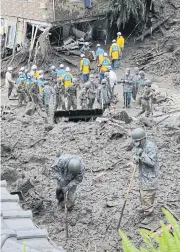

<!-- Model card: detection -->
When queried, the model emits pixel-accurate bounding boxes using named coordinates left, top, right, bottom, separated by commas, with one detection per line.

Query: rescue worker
left=29, top=80, right=42, bottom=106
left=109, top=39, right=120, bottom=70
left=131, top=128, right=159, bottom=217
left=79, top=85, right=88, bottom=109
left=122, top=68, right=134, bottom=108
left=56, top=64, right=65, bottom=80
left=16, top=72, right=25, bottom=86
left=26, top=73, right=34, bottom=101
left=106, top=65, right=117, bottom=99
left=31, top=65, right=39, bottom=80
left=137, top=80, right=152, bottom=117
left=50, top=66, right=57, bottom=84
left=104, top=72, right=112, bottom=100
left=20, top=67, right=26, bottom=79
left=5, top=67, right=15, bottom=98
left=116, top=32, right=125, bottom=58
left=86, top=74, right=98, bottom=109
left=132, top=67, right=140, bottom=102
left=62, top=67, right=73, bottom=88
left=80, top=54, right=90, bottom=82
left=66, top=78, right=78, bottom=110
left=42, top=81, right=55, bottom=116
left=51, top=154, right=84, bottom=209
left=99, top=52, right=111, bottom=82
left=17, top=80, right=27, bottom=106
left=97, top=78, right=111, bottom=110
left=54, top=79, right=66, bottom=110
left=38, top=75, right=45, bottom=94
left=80, top=41, right=90, bottom=54
left=96, top=44, right=104, bottom=65
left=136, top=71, right=147, bottom=108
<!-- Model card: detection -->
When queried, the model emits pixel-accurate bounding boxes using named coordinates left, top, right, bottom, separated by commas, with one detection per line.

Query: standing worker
left=20, top=67, right=27, bottom=80
left=136, top=71, right=147, bottom=108
left=109, top=39, right=120, bottom=70
left=131, top=128, right=159, bottom=219
left=96, top=44, right=104, bottom=65
left=5, top=67, right=15, bottom=98
left=66, top=78, right=78, bottom=110
left=54, top=79, right=66, bottom=110
left=62, top=67, right=73, bottom=88
left=42, top=81, right=55, bottom=116
left=99, top=52, right=111, bottom=82
left=122, top=68, right=134, bottom=108
left=51, top=154, right=84, bottom=209
left=97, top=78, right=111, bottom=110
left=86, top=74, right=98, bottom=109
left=132, top=67, right=140, bottom=102
left=38, top=75, right=45, bottom=95
left=137, top=80, right=152, bottom=117
left=116, top=32, right=125, bottom=59
left=80, top=54, right=90, bottom=82
left=31, top=65, right=39, bottom=80
left=56, top=64, right=65, bottom=80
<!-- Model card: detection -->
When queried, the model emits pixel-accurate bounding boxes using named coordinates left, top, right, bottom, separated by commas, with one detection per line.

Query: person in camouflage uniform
left=17, top=80, right=27, bottom=106
left=137, top=80, right=152, bottom=117
left=51, top=154, right=84, bottom=209
left=131, top=128, right=159, bottom=217
left=66, top=78, right=78, bottom=110
left=54, top=79, right=66, bottom=110
left=136, top=71, right=147, bottom=108
left=86, top=74, right=98, bottom=109
left=42, top=81, right=55, bottom=115
left=97, top=78, right=111, bottom=109
left=29, top=80, right=42, bottom=106
left=122, top=68, right=134, bottom=108
left=132, top=67, right=140, bottom=102
left=79, top=85, right=89, bottom=109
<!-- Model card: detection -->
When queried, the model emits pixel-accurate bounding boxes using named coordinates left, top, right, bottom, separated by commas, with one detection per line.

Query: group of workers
left=51, top=126, right=159, bottom=223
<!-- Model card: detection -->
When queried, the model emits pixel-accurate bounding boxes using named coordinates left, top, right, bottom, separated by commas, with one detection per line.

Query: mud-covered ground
left=1, top=87, right=180, bottom=251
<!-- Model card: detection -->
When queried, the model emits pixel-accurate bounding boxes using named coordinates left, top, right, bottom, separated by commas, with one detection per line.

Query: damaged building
left=1, top=0, right=108, bottom=58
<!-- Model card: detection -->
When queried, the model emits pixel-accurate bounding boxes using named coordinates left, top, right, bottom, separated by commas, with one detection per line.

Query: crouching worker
left=51, top=155, right=84, bottom=209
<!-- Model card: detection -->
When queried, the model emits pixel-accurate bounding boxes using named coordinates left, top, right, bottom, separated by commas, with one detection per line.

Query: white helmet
left=20, top=67, right=25, bottom=71
left=19, top=71, right=23, bottom=76
left=60, top=64, right=64, bottom=68
left=39, top=74, right=44, bottom=79
left=85, top=42, right=89, bottom=46
left=81, top=54, right=85, bottom=58
left=96, top=44, right=100, bottom=47
left=31, top=65, right=37, bottom=70
left=107, top=65, right=112, bottom=70
left=104, top=52, right=108, bottom=57
left=65, top=67, right=70, bottom=72
left=117, top=32, right=121, bottom=36
left=27, top=72, right=32, bottom=78
left=112, top=39, right=116, bottom=43
left=50, top=66, right=56, bottom=70
left=7, top=67, right=13, bottom=71
left=38, top=70, right=44, bottom=75
left=25, top=69, right=28, bottom=73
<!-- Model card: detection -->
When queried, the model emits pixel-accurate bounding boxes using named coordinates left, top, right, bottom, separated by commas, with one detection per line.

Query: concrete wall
left=1, top=0, right=53, bottom=22
left=55, top=0, right=108, bottom=22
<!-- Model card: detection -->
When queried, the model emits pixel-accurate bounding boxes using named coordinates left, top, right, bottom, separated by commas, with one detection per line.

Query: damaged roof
left=1, top=180, right=65, bottom=252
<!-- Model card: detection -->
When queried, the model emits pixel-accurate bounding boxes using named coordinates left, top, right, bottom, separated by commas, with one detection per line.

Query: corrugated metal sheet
left=0, top=180, right=65, bottom=252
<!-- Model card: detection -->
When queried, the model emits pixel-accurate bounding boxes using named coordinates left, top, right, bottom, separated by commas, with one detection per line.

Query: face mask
left=134, top=141, right=140, bottom=147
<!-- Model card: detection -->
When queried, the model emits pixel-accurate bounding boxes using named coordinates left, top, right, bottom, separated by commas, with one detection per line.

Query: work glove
left=132, top=155, right=140, bottom=164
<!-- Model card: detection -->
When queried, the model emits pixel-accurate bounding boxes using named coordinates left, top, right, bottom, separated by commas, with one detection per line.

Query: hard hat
left=7, top=67, right=13, bottom=71
left=107, top=65, right=112, bottom=70
left=72, top=77, right=77, bottom=82
left=144, top=79, right=152, bottom=87
left=89, top=74, right=94, bottom=78
left=139, top=70, right=145, bottom=77
left=19, top=71, right=23, bottom=76
left=20, top=67, right=25, bottom=71
left=101, top=79, right=107, bottom=84
left=38, top=70, right=44, bottom=75
left=50, top=66, right=56, bottom=70
left=31, top=65, right=37, bottom=70
left=81, top=54, right=85, bottom=58
left=25, top=69, right=28, bottom=73
left=134, top=67, right=139, bottom=72
left=131, top=128, right=146, bottom=141
left=104, top=52, right=108, bottom=57
left=39, top=74, right=44, bottom=79
left=104, top=72, right=109, bottom=77
left=112, top=39, right=116, bottom=43
left=27, top=72, right=32, bottom=78
left=96, top=44, right=100, bottom=47
left=117, top=32, right=121, bottom=36
left=68, top=159, right=81, bottom=174
left=60, top=64, right=64, bottom=68
left=65, top=67, right=70, bottom=72
left=85, top=42, right=89, bottom=46
left=44, top=81, right=48, bottom=85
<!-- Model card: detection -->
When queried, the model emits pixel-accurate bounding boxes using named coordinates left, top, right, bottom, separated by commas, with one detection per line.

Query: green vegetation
left=108, top=0, right=146, bottom=28
left=120, top=208, right=180, bottom=251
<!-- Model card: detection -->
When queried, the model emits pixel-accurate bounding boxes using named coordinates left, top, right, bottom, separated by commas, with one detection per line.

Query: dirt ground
left=1, top=39, right=180, bottom=252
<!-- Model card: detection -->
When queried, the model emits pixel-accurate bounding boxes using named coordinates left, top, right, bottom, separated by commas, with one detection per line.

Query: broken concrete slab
left=3, top=210, right=32, bottom=219
left=17, top=229, right=48, bottom=239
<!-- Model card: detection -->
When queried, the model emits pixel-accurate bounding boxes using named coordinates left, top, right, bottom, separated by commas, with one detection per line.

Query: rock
left=1, top=168, right=18, bottom=183
left=25, top=102, right=36, bottom=116
left=113, top=111, right=132, bottom=124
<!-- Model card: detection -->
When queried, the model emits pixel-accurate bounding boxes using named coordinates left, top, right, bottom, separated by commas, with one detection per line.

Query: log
left=72, top=27, right=86, bottom=39
left=135, top=15, right=174, bottom=42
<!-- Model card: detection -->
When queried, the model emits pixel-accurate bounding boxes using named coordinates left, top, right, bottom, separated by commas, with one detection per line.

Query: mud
left=1, top=102, right=180, bottom=251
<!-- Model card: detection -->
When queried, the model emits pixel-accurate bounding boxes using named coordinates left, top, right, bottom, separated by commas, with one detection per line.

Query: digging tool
left=117, top=163, right=137, bottom=230
left=64, top=191, right=69, bottom=238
